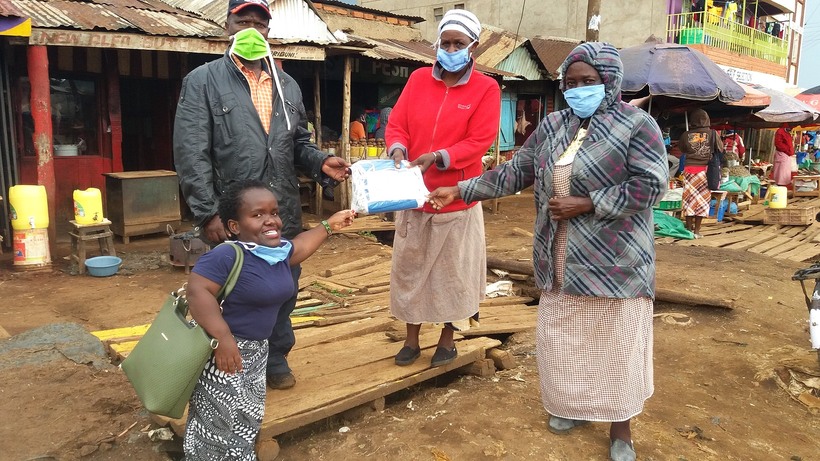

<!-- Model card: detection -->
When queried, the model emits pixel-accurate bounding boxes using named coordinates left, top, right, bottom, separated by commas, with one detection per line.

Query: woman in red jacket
left=386, top=8, right=501, bottom=368
left=772, top=124, right=794, bottom=186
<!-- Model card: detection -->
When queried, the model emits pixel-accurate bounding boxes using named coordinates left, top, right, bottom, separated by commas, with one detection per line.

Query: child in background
left=183, top=179, right=355, bottom=460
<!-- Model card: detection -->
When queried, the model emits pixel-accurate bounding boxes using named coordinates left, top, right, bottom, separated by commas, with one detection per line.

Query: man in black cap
left=174, top=0, right=350, bottom=393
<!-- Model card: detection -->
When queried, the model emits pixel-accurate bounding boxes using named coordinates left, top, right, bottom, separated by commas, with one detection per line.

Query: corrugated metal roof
left=13, top=0, right=335, bottom=43
left=268, top=0, right=336, bottom=44
left=312, top=0, right=424, bottom=23
left=495, top=46, right=545, bottom=81
left=16, top=0, right=222, bottom=36
left=474, top=24, right=525, bottom=68
left=529, top=36, right=581, bottom=79
left=346, top=34, right=433, bottom=64
left=0, top=0, right=26, bottom=17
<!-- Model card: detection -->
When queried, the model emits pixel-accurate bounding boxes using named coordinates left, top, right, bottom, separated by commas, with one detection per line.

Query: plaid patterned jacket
left=459, top=43, right=668, bottom=299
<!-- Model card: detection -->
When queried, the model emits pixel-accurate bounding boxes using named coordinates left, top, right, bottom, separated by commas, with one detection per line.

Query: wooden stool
left=724, top=191, right=743, bottom=214
left=70, top=219, right=116, bottom=274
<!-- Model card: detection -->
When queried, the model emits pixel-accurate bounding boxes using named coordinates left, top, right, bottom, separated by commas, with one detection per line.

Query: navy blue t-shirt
left=192, top=243, right=295, bottom=341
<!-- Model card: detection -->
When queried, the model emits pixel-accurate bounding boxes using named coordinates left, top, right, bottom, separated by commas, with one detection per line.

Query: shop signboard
left=28, top=29, right=325, bottom=61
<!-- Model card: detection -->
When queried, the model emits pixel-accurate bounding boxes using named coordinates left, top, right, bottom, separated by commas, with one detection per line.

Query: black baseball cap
left=228, top=0, right=271, bottom=19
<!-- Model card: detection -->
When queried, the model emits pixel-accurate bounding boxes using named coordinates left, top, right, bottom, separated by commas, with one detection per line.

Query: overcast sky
left=798, top=0, right=820, bottom=90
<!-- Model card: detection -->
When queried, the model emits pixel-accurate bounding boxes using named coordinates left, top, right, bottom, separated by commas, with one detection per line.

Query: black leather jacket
left=173, top=51, right=332, bottom=239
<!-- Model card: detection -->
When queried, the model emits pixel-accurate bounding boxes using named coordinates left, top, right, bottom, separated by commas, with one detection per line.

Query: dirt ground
left=1, top=189, right=819, bottom=461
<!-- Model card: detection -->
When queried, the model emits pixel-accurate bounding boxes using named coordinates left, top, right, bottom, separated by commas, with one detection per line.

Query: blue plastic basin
left=85, top=256, right=122, bottom=277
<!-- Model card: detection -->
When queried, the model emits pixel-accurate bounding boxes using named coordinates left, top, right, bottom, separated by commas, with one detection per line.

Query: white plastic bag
left=350, top=159, right=430, bottom=215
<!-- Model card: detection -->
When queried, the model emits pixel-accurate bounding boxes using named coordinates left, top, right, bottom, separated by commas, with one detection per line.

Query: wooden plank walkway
left=93, top=247, right=536, bottom=440
left=659, top=196, right=820, bottom=262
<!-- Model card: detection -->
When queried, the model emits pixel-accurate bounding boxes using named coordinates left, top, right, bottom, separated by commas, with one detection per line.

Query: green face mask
left=230, top=28, right=269, bottom=61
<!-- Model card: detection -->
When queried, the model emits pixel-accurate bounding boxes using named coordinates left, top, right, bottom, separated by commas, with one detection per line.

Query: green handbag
left=121, top=242, right=243, bottom=419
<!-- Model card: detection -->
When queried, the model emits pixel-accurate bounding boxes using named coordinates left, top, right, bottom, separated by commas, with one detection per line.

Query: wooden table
left=793, top=175, right=820, bottom=198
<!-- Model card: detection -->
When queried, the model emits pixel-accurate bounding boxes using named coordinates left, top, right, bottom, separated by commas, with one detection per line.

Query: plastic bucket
left=9, top=185, right=49, bottom=230
left=769, top=186, right=788, bottom=209
left=13, top=228, right=51, bottom=268
left=73, top=188, right=104, bottom=224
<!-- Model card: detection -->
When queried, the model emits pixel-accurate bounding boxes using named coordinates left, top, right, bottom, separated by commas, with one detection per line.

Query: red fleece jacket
left=386, top=65, right=501, bottom=213
left=775, top=127, right=794, bottom=156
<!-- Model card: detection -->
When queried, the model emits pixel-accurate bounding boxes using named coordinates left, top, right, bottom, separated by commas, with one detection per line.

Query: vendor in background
left=679, top=109, right=723, bottom=238
left=772, top=124, right=794, bottom=186
left=374, top=107, right=392, bottom=141
left=722, top=129, right=746, bottom=163
left=349, top=107, right=367, bottom=141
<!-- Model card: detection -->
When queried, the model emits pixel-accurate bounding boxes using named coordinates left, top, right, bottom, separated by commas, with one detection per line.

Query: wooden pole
left=313, top=64, right=323, bottom=218
left=340, top=56, right=352, bottom=209
left=490, top=129, right=501, bottom=214
left=586, top=0, right=601, bottom=42
left=27, top=45, right=56, bottom=247
left=313, top=65, right=323, bottom=149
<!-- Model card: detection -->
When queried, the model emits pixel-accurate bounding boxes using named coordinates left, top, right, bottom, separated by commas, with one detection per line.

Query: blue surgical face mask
left=563, top=84, right=606, bottom=118
left=235, top=240, right=292, bottom=265
left=436, top=41, right=475, bottom=73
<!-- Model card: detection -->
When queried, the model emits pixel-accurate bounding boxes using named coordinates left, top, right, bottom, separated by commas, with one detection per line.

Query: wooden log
left=511, top=227, right=534, bottom=238
left=324, top=255, right=384, bottom=277
left=479, top=296, right=534, bottom=307
left=295, top=298, right=324, bottom=309
left=311, top=278, right=363, bottom=294
left=486, top=256, right=534, bottom=276
left=487, top=348, right=517, bottom=370
left=363, top=285, right=390, bottom=294
left=256, top=438, right=280, bottom=461
left=312, top=307, right=387, bottom=326
left=0, top=324, right=9, bottom=339
left=655, top=287, right=735, bottom=309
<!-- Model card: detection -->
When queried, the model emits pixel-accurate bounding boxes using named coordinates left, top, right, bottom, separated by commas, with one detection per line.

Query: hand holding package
left=350, top=159, right=429, bottom=214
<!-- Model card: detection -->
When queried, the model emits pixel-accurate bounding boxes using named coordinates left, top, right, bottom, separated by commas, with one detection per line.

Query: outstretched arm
left=290, top=209, right=356, bottom=265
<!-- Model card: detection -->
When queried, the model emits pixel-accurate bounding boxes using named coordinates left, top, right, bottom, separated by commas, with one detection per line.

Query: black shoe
left=394, top=346, right=421, bottom=366
left=430, top=346, right=457, bottom=367
left=266, top=372, right=296, bottom=390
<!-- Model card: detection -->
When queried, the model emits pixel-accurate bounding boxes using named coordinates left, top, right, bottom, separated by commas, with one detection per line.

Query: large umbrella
left=795, top=85, right=820, bottom=110
left=620, top=42, right=746, bottom=104
left=750, top=84, right=820, bottom=125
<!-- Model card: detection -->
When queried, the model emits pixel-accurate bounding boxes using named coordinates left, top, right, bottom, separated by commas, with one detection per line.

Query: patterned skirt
left=390, top=206, right=486, bottom=328
left=683, top=168, right=710, bottom=217
left=535, top=164, right=654, bottom=422
left=184, top=338, right=268, bottom=461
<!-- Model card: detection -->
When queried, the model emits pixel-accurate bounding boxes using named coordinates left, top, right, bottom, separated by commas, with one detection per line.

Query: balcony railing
left=667, top=12, right=788, bottom=66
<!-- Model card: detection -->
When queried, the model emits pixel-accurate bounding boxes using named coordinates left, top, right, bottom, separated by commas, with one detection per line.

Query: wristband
left=321, top=220, right=333, bottom=236
left=432, top=151, right=440, bottom=163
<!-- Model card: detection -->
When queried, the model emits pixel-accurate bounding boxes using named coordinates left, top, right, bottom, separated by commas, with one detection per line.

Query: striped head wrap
left=438, top=9, right=481, bottom=42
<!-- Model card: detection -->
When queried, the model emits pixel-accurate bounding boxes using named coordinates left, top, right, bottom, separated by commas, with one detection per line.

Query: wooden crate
left=763, top=206, right=817, bottom=225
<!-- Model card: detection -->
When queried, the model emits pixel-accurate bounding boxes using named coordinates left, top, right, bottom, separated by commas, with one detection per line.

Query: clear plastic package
left=350, top=159, right=429, bottom=214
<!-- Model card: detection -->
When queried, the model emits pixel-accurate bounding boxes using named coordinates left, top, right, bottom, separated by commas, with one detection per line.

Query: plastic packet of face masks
left=350, top=159, right=429, bottom=215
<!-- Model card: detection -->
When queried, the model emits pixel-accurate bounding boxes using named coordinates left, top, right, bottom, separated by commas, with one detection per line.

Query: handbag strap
left=215, top=242, right=243, bottom=302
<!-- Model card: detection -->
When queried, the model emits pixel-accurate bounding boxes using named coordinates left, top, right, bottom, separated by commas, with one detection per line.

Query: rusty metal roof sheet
left=474, top=24, right=525, bottom=68
left=15, top=0, right=221, bottom=36
left=13, top=0, right=335, bottom=42
left=160, top=0, right=337, bottom=43
left=528, top=36, right=581, bottom=79
left=0, top=0, right=26, bottom=17
left=312, top=0, right=425, bottom=23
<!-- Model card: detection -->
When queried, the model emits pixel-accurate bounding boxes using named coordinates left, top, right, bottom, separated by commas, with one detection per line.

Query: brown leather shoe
left=266, top=372, right=296, bottom=390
